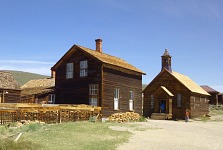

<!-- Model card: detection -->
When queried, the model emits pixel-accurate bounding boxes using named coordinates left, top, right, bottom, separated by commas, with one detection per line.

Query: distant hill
left=3, top=70, right=50, bottom=86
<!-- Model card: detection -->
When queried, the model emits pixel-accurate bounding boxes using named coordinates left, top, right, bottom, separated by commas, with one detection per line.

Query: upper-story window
left=66, top=63, right=73, bottom=79
left=80, top=60, right=88, bottom=77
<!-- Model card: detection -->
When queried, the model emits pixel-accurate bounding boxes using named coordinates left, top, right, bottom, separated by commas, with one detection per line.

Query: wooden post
left=59, top=110, right=61, bottom=124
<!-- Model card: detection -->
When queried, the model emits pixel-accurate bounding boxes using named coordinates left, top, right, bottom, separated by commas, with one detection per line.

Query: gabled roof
left=160, top=86, right=174, bottom=96
left=0, top=71, right=20, bottom=90
left=21, top=78, right=55, bottom=95
left=171, top=71, right=210, bottom=96
left=143, top=69, right=210, bottom=96
left=21, top=78, right=55, bottom=89
left=52, top=44, right=145, bottom=75
left=200, top=85, right=219, bottom=93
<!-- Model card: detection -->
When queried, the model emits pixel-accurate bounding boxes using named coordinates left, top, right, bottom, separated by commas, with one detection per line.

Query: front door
left=159, top=100, right=166, bottom=113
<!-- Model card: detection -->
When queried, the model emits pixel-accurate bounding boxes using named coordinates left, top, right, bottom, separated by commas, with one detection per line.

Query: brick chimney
left=95, top=39, right=102, bottom=53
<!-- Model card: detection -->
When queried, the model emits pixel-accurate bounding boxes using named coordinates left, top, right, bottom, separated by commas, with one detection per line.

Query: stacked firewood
left=108, top=112, right=141, bottom=123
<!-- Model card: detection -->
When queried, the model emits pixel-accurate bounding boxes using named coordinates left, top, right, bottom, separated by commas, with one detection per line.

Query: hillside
left=3, top=70, right=50, bottom=86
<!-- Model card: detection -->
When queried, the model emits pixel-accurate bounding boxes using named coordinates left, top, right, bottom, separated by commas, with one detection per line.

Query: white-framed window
left=177, top=93, right=182, bottom=107
left=151, top=94, right=154, bottom=108
left=80, top=60, right=88, bottom=77
left=89, top=84, right=98, bottom=95
left=89, top=84, right=98, bottom=106
left=89, top=98, right=97, bottom=106
left=114, top=88, right=120, bottom=110
left=129, top=91, right=134, bottom=111
left=66, top=63, right=73, bottom=79
left=48, top=94, right=55, bottom=104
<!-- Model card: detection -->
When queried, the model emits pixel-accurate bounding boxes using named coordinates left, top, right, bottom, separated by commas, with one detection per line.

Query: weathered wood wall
left=143, top=71, right=209, bottom=119
left=1, top=90, right=21, bottom=103
left=208, top=93, right=218, bottom=105
left=190, top=95, right=209, bottom=118
left=102, top=67, right=142, bottom=117
left=55, top=50, right=102, bottom=105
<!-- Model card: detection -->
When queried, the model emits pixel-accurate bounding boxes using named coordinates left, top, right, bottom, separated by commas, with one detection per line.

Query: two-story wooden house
left=143, top=49, right=210, bottom=120
left=51, top=39, right=145, bottom=117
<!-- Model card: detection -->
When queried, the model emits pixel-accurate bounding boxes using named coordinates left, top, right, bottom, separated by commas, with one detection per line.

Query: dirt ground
left=113, top=119, right=223, bottom=150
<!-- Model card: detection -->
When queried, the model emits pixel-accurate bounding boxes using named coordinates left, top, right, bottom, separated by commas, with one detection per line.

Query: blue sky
left=0, top=0, right=223, bottom=91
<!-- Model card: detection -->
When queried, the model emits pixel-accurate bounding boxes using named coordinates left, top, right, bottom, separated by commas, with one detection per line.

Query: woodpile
left=108, top=112, right=141, bottom=123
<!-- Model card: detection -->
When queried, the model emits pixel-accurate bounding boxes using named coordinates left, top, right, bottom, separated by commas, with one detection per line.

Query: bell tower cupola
left=161, top=48, right=172, bottom=72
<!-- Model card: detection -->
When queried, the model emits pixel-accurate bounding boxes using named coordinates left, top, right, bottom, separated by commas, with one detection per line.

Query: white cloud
left=0, top=60, right=54, bottom=65
left=0, top=60, right=53, bottom=76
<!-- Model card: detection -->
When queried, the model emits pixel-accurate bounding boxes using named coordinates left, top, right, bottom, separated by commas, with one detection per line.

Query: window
left=66, top=63, right=73, bottom=79
left=205, top=97, right=207, bottom=103
left=151, top=94, right=154, bottom=108
left=129, top=91, right=134, bottom=111
left=89, top=84, right=98, bottom=106
left=177, top=93, right=182, bottom=107
left=48, top=94, right=55, bottom=104
left=89, top=84, right=98, bottom=95
left=114, top=88, right=120, bottom=110
left=80, top=60, right=88, bottom=77
left=89, top=98, right=97, bottom=106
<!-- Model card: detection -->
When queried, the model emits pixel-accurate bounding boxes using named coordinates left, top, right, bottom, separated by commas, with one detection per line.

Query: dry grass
left=0, top=122, right=132, bottom=150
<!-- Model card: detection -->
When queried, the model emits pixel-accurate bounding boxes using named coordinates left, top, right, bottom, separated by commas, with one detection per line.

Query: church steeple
left=161, top=48, right=172, bottom=72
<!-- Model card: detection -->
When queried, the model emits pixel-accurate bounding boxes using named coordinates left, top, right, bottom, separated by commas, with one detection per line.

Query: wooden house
left=201, top=85, right=219, bottom=105
left=21, top=78, right=55, bottom=104
left=143, top=49, right=210, bottom=120
left=218, top=93, right=223, bottom=105
left=51, top=39, right=145, bottom=117
left=0, top=71, right=21, bottom=103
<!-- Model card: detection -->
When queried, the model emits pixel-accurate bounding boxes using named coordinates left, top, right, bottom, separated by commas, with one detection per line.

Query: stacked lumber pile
left=108, top=112, right=140, bottom=123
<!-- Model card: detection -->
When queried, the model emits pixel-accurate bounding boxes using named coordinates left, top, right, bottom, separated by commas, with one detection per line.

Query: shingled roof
left=0, top=71, right=20, bottom=90
left=52, top=44, right=145, bottom=75
left=21, top=78, right=55, bottom=95
left=21, top=78, right=55, bottom=89
left=171, top=71, right=210, bottom=96
left=200, top=85, right=219, bottom=93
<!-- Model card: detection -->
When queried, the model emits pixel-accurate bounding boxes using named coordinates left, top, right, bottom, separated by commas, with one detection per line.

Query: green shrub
left=139, top=116, right=147, bottom=122
left=21, top=123, right=42, bottom=132
left=88, top=116, right=97, bottom=123
left=0, top=139, right=41, bottom=150
left=0, top=126, right=6, bottom=135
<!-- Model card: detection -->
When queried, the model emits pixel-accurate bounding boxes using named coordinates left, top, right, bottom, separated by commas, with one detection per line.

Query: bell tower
left=161, top=48, right=172, bottom=72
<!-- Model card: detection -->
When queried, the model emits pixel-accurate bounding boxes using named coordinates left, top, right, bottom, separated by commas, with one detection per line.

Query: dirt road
left=115, top=120, right=223, bottom=150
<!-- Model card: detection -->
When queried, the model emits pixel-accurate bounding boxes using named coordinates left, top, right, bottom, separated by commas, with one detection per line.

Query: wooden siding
left=190, top=95, right=209, bottom=118
left=218, top=94, right=223, bottom=105
left=102, top=67, right=142, bottom=117
left=208, top=93, right=218, bottom=105
left=55, top=50, right=102, bottom=105
left=0, top=89, right=21, bottom=103
left=143, top=71, right=209, bottom=120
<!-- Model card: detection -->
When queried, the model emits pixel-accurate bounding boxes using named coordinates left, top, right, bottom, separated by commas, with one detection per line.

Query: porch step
left=150, top=113, right=167, bottom=120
